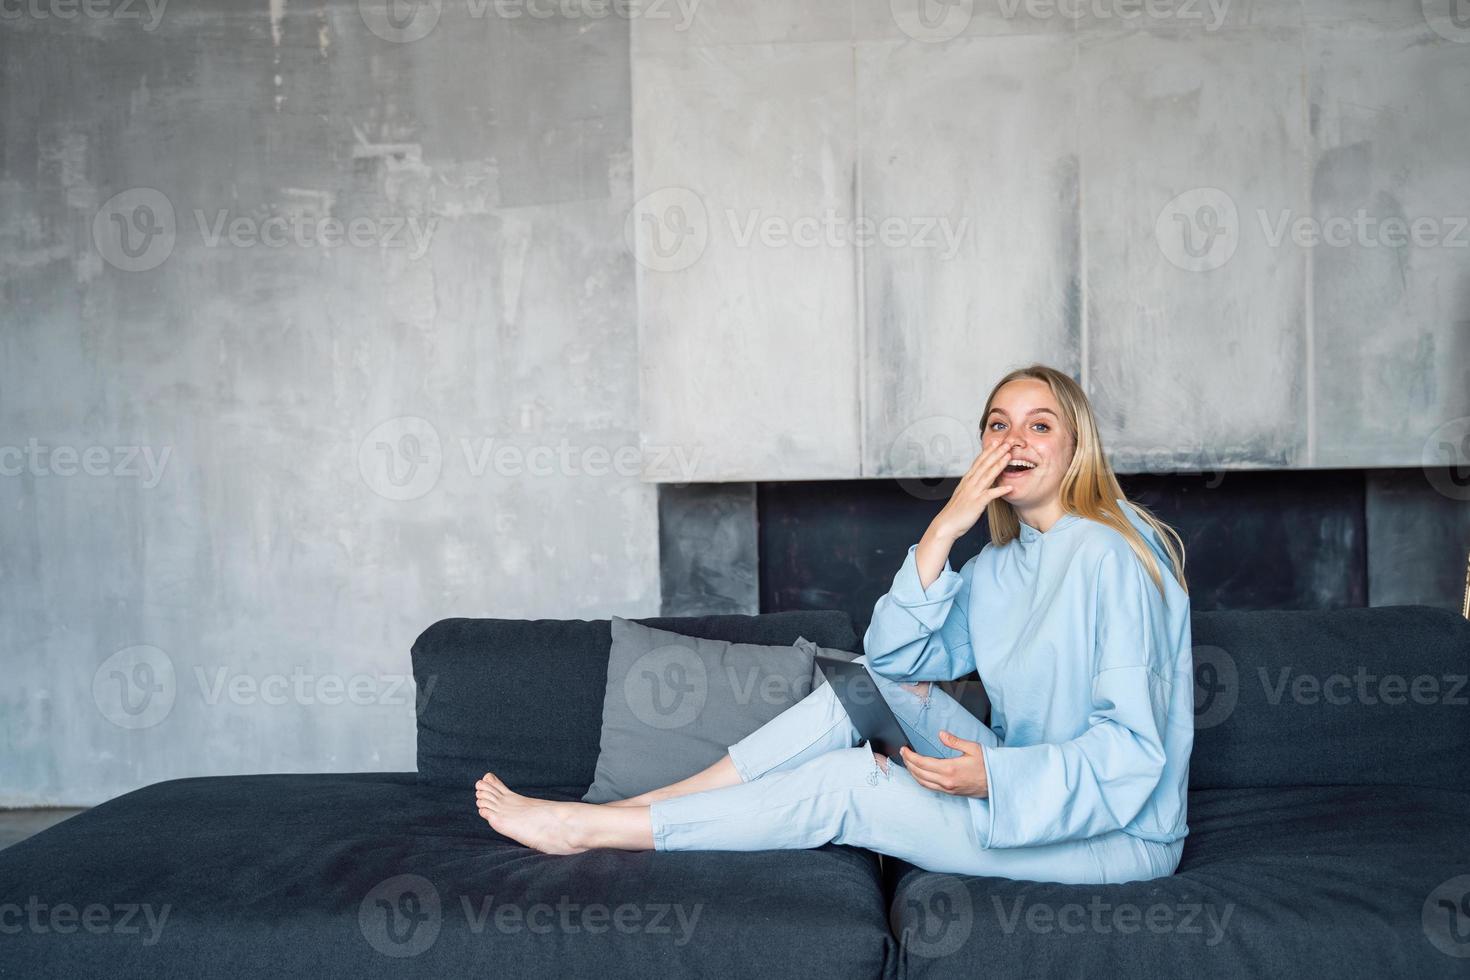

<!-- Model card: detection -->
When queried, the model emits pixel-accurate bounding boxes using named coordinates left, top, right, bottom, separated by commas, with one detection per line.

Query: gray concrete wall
left=0, top=1, right=656, bottom=806
left=631, top=0, right=1470, bottom=482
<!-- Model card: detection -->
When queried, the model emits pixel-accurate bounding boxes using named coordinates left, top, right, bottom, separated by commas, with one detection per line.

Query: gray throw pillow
left=581, top=617, right=857, bottom=804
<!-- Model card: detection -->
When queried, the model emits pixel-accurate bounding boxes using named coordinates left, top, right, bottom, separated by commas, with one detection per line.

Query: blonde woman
left=475, top=364, right=1194, bottom=885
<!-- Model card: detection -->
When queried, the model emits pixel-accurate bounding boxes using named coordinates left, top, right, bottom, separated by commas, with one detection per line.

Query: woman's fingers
left=956, top=440, right=1010, bottom=496
left=959, top=440, right=1016, bottom=501
left=900, top=746, right=953, bottom=782
left=909, top=770, right=942, bottom=792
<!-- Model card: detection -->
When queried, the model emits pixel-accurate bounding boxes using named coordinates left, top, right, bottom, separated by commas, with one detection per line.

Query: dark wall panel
left=758, top=470, right=1370, bottom=640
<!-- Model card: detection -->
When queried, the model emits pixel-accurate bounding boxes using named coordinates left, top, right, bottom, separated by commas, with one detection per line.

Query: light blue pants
left=648, top=656, right=1183, bottom=884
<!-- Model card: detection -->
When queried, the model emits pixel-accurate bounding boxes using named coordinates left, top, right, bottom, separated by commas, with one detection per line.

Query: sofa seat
left=0, top=772, right=894, bottom=979
left=886, top=784, right=1470, bottom=978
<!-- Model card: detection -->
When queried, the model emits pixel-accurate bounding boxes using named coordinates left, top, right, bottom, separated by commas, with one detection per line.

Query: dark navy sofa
left=2, top=606, right=1467, bottom=977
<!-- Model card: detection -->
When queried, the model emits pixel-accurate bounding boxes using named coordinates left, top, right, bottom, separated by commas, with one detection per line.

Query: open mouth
left=1001, top=461, right=1037, bottom=478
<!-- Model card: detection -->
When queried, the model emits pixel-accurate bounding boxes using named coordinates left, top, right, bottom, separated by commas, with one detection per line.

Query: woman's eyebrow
left=987, top=408, right=1058, bottom=418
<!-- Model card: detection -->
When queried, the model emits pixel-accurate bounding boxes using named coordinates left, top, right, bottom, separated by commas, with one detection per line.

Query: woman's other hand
left=900, top=731, right=991, bottom=797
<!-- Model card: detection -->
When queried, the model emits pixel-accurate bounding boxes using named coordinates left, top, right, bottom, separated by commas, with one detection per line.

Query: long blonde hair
left=982, top=364, right=1189, bottom=597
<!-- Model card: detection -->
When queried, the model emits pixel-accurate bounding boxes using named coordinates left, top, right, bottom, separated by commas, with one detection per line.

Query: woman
left=475, top=364, right=1194, bottom=885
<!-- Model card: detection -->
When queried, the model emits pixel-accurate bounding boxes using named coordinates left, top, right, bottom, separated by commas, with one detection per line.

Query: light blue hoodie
left=862, top=498, right=1193, bottom=850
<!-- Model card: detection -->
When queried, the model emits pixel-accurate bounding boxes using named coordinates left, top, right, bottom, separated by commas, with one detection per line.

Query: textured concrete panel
left=854, top=0, right=1074, bottom=38
left=658, top=483, right=759, bottom=615
left=1079, top=27, right=1309, bottom=474
left=0, top=4, right=653, bottom=805
left=858, top=35, right=1081, bottom=479
left=633, top=0, right=854, bottom=52
left=1307, top=23, right=1470, bottom=467
left=632, top=41, right=860, bottom=481
left=1367, top=469, right=1470, bottom=611
left=1071, top=0, right=1302, bottom=33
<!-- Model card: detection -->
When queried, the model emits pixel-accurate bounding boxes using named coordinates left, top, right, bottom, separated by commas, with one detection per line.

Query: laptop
left=814, top=655, right=915, bottom=767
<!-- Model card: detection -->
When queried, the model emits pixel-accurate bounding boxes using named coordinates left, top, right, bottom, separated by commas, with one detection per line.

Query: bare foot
left=474, top=773, right=588, bottom=855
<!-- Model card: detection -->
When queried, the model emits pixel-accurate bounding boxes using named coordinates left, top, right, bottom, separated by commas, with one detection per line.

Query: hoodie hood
left=1115, top=497, right=1170, bottom=569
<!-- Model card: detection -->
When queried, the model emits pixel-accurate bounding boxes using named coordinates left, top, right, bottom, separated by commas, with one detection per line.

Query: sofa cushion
left=582, top=619, right=855, bottom=804
left=1190, top=605, right=1470, bottom=791
left=885, top=784, right=1470, bottom=978
left=0, top=773, right=894, bottom=980
left=411, top=611, right=858, bottom=793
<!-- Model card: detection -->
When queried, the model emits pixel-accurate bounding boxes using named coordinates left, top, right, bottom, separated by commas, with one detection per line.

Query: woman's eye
left=1033, top=423, right=1049, bottom=433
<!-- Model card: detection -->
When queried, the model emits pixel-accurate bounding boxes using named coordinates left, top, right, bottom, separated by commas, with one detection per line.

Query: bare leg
left=606, top=755, right=741, bottom=807
left=475, top=772, right=654, bottom=853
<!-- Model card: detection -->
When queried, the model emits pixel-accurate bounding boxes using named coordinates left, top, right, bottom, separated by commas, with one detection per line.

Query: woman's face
left=980, top=379, right=1077, bottom=510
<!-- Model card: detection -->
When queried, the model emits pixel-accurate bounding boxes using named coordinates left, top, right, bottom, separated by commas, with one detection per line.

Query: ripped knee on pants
left=872, top=751, right=891, bottom=775
left=900, top=681, right=931, bottom=701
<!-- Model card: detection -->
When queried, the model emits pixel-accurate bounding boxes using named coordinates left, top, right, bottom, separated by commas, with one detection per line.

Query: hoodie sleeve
left=861, top=543, right=977, bottom=682
left=974, top=545, right=1171, bottom=848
